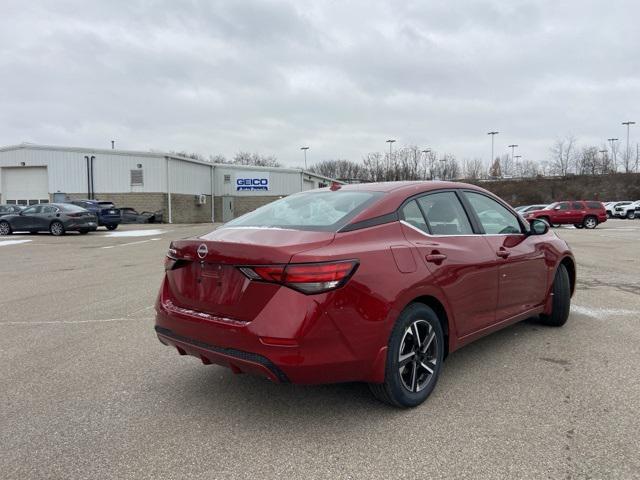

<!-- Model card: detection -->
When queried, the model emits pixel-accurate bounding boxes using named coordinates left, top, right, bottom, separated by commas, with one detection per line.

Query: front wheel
left=539, top=264, right=571, bottom=327
left=49, top=221, right=65, bottom=236
left=369, top=304, right=444, bottom=408
left=583, top=216, right=598, bottom=229
left=627, top=211, right=635, bottom=219
left=105, top=224, right=118, bottom=231
left=0, top=221, right=12, bottom=236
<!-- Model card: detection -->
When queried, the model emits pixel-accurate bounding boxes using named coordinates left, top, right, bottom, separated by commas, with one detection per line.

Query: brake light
left=240, top=260, right=358, bottom=294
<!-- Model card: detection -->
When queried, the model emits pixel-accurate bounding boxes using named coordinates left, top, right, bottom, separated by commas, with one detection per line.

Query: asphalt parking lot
left=1, top=221, right=639, bottom=479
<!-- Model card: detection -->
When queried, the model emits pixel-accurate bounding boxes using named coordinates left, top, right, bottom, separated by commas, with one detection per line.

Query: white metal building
left=0, top=143, right=339, bottom=223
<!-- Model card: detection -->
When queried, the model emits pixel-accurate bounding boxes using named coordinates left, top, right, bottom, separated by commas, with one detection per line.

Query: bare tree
left=489, top=157, right=502, bottom=178
left=549, top=135, right=576, bottom=176
left=462, top=158, right=485, bottom=179
left=233, top=151, right=280, bottom=167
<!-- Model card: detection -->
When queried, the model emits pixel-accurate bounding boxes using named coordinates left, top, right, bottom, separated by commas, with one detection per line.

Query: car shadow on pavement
left=158, top=316, right=554, bottom=425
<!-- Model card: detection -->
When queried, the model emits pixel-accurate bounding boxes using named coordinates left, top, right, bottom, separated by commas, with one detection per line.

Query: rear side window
left=417, top=192, right=473, bottom=235
left=224, top=191, right=382, bottom=231
left=586, top=201, right=602, bottom=209
left=401, top=201, right=429, bottom=233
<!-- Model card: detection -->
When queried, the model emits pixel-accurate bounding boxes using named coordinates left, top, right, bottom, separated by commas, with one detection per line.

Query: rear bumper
left=154, top=278, right=387, bottom=384
left=155, top=326, right=289, bottom=383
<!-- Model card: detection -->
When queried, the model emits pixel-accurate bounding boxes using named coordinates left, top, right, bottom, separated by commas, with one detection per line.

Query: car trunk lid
left=164, top=227, right=335, bottom=321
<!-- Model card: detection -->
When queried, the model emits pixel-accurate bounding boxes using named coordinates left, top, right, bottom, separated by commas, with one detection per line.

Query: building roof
left=0, top=143, right=342, bottom=184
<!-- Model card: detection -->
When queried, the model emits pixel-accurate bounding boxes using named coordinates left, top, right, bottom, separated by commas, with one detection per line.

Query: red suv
left=155, top=182, right=575, bottom=407
left=524, top=201, right=606, bottom=229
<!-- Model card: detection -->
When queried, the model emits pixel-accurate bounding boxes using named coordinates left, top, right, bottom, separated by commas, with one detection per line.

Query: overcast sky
left=1, top=0, right=638, bottom=167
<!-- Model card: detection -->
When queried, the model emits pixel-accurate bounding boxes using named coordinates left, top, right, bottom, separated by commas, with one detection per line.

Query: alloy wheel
left=51, top=222, right=63, bottom=236
left=0, top=222, right=10, bottom=235
left=585, top=217, right=597, bottom=228
left=398, top=320, right=438, bottom=393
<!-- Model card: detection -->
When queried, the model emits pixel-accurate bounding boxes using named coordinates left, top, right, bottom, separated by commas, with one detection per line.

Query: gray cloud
left=1, top=0, right=638, bottom=167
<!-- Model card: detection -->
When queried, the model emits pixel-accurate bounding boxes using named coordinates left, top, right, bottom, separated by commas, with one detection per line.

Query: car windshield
left=544, top=203, right=557, bottom=210
left=224, top=190, right=381, bottom=231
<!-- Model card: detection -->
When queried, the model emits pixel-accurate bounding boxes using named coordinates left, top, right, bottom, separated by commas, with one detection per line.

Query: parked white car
left=606, top=201, right=631, bottom=218
left=613, top=201, right=640, bottom=219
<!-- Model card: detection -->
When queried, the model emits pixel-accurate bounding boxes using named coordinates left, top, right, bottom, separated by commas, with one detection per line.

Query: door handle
left=496, top=249, right=510, bottom=259
left=425, top=251, right=447, bottom=264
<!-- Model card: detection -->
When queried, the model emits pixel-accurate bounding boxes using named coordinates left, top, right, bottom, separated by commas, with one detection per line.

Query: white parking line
left=101, top=238, right=162, bottom=249
left=572, top=305, right=640, bottom=317
left=2, top=317, right=153, bottom=326
left=106, top=229, right=170, bottom=237
left=0, top=239, right=32, bottom=247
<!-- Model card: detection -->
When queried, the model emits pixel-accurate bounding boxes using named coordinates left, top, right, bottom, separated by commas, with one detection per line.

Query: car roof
left=317, top=180, right=495, bottom=225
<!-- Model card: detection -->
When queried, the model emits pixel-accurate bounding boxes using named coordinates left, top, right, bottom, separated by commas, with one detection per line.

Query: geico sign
left=236, top=178, right=269, bottom=191
left=237, top=178, right=268, bottom=186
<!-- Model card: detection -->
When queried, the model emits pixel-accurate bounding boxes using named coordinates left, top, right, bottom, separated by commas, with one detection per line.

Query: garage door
left=1, top=167, right=49, bottom=205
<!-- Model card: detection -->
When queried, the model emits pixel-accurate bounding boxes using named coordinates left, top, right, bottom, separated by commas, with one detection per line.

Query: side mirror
left=554, top=205, right=562, bottom=210
left=529, top=218, right=549, bottom=235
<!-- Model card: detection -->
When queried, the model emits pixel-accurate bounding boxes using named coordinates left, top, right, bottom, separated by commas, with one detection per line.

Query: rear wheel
left=539, top=264, right=571, bottom=327
left=0, top=221, right=12, bottom=236
left=79, top=229, right=89, bottom=235
left=606, top=212, right=612, bottom=219
left=369, top=304, right=444, bottom=408
left=583, top=216, right=598, bottom=229
left=573, top=224, right=584, bottom=229
left=627, top=211, right=635, bottom=219
left=50, top=221, right=65, bottom=236
left=106, top=224, right=118, bottom=231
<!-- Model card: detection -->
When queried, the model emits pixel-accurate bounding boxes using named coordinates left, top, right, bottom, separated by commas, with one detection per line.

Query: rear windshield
left=224, top=190, right=382, bottom=231
left=61, top=204, right=88, bottom=212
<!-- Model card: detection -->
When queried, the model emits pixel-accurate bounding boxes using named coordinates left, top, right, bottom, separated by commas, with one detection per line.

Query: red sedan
left=155, top=181, right=575, bottom=407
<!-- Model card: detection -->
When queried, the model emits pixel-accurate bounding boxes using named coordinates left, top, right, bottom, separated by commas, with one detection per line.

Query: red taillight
left=240, top=260, right=358, bottom=294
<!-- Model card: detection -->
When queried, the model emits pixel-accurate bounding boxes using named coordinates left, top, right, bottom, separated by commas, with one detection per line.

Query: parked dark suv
left=68, top=200, right=121, bottom=230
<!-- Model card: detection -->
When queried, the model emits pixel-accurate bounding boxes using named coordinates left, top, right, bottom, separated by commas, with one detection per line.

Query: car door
left=462, top=190, right=548, bottom=321
left=39, top=205, right=59, bottom=230
left=570, top=202, right=585, bottom=223
left=12, top=205, right=41, bottom=230
left=399, top=191, right=499, bottom=338
left=552, top=202, right=571, bottom=223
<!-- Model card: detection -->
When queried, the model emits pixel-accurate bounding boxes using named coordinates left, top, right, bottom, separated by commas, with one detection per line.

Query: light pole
left=487, top=131, right=499, bottom=165
left=508, top=144, right=518, bottom=163
left=300, top=146, right=309, bottom=169
left=608, top=138, right=619, bottom=169
left=386, top=139, right=396, bottom=158
left=514, top=154, right=522, bottom=177
left=622, top=121, right=636, bottom=171
left=421, top=149, right=431, bottom=180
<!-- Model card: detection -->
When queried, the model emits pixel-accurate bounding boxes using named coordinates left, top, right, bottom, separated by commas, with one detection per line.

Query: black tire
left=79, top=229, right=89, bottom=235
left=606, top=212, right=612, bottom=219
left=105, top=224, right=118, bottom=231
left=627, top=211, right=635, bottom=219
left=0, top=221, right=12, bottom=236
left=369, top=303, right=444, bottom=408
left=539, top=264, right=571, bottom=327
left=573, top=224, right=584, bottom=229
left=49, top=221, right=65, bottom=236
left=583, top=216, right=598, bottom=229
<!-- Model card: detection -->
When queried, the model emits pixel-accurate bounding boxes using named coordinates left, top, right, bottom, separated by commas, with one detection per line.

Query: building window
left=130, top=169, right=144, bottom=186
left=224, top=174, right=231, bottom=183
